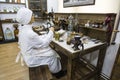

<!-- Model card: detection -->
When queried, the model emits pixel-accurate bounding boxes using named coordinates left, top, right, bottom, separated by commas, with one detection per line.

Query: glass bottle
left=13, top=6, right=17, bottom=12
left=3, top=7, right=7, bottom=12
left=13, top=24, right=19, bottom=40
left=5, top=28, right=14, bottom=40
left=54, top=32, right=60, bottom=41
left=67, top=15, right=74, bottom=39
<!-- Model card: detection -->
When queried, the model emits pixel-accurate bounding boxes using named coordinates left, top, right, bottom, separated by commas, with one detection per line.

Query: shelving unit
left=54, top=13, right=116, bottom=43
left=0, top=1, right=26, bottom=44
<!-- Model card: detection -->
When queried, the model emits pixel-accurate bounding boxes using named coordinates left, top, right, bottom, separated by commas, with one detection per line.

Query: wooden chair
left=29, top=65, right=53, bottom=80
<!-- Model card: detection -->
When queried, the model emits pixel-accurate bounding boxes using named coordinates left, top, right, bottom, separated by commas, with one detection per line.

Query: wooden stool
left=29, top=65, right=53, bottom=80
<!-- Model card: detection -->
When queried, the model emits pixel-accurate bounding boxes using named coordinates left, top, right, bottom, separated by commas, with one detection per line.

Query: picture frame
left=63, top=0, right=95, bottom=7
left=2, top=23, right=15, bottom=41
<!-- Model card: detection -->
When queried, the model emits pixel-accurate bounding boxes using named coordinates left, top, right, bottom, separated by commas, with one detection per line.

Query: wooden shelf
left=34, top=16, right=42, bottom=20
left=2, top=21, right=18, bottom=24
left=73, top=57, right=97, bottom=80
left=34, top=17, right=44, bottom=20
left=30, top=1, right=40, bottom=3
left=0, top=39, right=17, bottom=44
left=0, top=12, right=17, bottom=14
left=79, top=26, right=107, bottom=32
left=31, top=9, right=41, bottom=11
left=1, top=19, right=18, bottom=23
left=0, top=2, right=25, bottom=5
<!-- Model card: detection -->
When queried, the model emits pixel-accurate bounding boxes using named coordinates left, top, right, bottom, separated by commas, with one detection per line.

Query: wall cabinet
left=0, top=1, right=26, bottom=44
left=28, top=0, right=47, bottom=20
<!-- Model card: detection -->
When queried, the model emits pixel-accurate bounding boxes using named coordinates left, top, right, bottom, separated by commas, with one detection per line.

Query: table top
left=52, top=38, right=104, bottom=54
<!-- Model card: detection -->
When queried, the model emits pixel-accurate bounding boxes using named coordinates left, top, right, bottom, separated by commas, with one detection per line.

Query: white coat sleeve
left=30, top=30, right=54, bottom=48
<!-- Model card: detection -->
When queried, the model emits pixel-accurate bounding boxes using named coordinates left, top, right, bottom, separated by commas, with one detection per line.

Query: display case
left=28, top=0, right=47, bottom=20
left=0, top=1, right=26, bottom=44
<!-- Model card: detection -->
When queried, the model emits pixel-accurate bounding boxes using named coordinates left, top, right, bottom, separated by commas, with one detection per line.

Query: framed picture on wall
left=2, top=23, right=15, bottom=41
left=63, top=0, right=95, bottom=7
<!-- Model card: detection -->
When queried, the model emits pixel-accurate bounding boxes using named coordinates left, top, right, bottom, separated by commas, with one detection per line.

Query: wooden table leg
left=96, top=44, right=107, bottom=80
left=67, top=57, right=73, bottom=80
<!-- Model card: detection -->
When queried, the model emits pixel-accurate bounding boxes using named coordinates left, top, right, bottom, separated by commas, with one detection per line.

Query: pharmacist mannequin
left=16, top=7, right=66, bottom=78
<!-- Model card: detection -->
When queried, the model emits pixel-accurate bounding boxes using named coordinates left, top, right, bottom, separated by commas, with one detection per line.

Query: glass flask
left=5, top=28, right=14, bottom=40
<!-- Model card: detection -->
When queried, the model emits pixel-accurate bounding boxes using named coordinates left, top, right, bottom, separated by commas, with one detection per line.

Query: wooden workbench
left=50, top=39, right=107, bottom=80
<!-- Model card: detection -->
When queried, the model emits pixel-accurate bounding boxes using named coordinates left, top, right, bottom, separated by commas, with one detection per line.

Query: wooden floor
left=0, top=42, right=29, bottom=80
left=0, top=42, right=119, bottom=80
left=0, top=42, right=67, bottom=80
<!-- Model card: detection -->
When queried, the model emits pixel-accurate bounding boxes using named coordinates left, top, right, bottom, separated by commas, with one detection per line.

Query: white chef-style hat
left=16, top=7, right=33, bottom=25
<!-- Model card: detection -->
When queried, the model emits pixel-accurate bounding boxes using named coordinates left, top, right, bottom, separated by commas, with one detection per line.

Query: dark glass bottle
left=13, top=24, right=19, bottom=41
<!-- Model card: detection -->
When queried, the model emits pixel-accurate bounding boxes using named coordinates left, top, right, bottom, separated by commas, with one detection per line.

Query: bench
left=29, top=65, right=53, bottom=80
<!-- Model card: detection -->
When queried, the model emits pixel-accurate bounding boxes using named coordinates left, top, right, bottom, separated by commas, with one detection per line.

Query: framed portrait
left=63, top=0, right=95, bottom=7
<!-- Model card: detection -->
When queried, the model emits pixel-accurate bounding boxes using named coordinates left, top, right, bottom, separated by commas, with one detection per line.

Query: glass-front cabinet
left=28, top=0, right=47, bottom=20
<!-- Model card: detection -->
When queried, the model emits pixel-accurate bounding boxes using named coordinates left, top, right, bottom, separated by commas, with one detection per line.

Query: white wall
left=58, top=0, right=120, bottom=13
left=115, top=10, right=120, bottom=44
left=47, top=0, right=58, bottom=13
left=115, top=18, right=120, bottom=44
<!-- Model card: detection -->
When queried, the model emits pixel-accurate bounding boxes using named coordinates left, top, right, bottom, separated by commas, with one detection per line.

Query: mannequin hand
left=49, top=27, right=54, bottom=32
